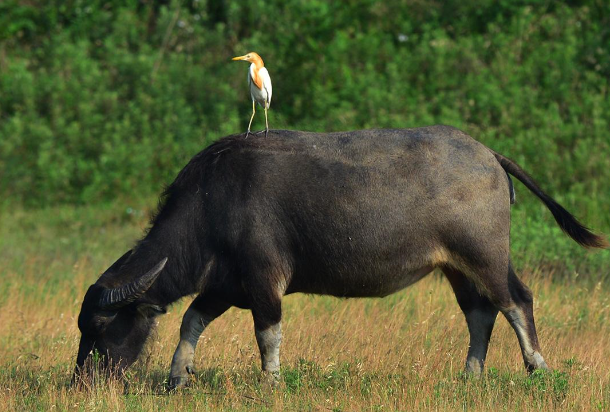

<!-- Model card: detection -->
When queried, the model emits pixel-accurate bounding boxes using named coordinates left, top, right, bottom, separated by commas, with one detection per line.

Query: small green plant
left=562, top=357, right=581, bottom=369
left=199, top=367, right=226, bottom=391
left=525, top=369, right=569, bottom=402
left=282, top=367, right=303, bottom=393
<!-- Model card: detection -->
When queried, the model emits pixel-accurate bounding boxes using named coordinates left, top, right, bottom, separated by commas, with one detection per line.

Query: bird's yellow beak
left=232, top=55, right=248, bottom=61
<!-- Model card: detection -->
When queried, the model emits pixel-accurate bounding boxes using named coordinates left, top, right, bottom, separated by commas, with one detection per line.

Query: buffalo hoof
left=167, top=366, right=194, bottom=391
left=260, top=370, right=281, bottom=388
left=167, top=375, right=190, bottom=391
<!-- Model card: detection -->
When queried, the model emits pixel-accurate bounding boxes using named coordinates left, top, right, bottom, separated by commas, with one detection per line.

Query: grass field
left=0, top=200, right=609, bottom=411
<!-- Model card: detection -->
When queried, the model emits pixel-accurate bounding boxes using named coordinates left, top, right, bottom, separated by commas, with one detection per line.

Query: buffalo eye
left=136, top=303, right=167, bottom=318
left=91, top=313, right=116, bottom=333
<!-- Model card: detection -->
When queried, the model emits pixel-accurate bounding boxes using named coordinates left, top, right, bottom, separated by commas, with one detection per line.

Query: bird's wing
left=249, top=64, right=263, bottom=89
left=259, top=67, right=272, bottom=107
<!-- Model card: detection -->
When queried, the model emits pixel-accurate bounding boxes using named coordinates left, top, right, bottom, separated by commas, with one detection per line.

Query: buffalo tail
left=492, top=150, right=609, bottom=249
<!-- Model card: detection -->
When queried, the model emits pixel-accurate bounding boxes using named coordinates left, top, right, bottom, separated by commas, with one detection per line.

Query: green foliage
left=0, top=1, right=608, bottom=272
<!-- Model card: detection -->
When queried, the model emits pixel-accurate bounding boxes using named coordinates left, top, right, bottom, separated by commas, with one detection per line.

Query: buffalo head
left=72, top=256, right=168, bottom=386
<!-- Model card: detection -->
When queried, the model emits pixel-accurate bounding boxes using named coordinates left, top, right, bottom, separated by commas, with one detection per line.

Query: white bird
left=232, top=52, right=272, bottom=137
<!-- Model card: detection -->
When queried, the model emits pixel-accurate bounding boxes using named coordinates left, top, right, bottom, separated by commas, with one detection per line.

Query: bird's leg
left=264, top=105, right=269, bottom=138
left=246, top=101, right=256, bottom=138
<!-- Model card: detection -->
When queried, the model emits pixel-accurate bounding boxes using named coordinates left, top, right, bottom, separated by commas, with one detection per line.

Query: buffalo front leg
left=251, top=297, right=283, bottom=386
left=255, top=321, right=282, bottom=385
left=168, top=295, right=230, bottom=389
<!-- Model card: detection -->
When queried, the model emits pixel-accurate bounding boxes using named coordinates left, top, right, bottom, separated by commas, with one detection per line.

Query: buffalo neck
left=98, top=195, right=206, bottom=307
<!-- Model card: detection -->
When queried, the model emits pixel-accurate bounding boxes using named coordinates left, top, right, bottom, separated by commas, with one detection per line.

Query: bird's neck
left=251, top=56, right=264, bottom=70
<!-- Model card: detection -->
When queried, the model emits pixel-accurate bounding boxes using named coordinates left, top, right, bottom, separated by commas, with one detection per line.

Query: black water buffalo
left=73, top=126, right=607, bottom=387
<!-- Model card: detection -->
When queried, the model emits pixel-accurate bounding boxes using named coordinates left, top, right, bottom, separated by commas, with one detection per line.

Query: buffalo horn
left=98, top=257, right=168, bottom=310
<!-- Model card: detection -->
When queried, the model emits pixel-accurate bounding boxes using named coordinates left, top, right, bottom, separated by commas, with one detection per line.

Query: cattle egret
left=232, top=52, right=272, bottom=137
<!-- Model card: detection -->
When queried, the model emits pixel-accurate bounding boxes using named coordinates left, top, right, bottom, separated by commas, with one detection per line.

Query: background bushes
left=0, top=0, right=608, bottom=271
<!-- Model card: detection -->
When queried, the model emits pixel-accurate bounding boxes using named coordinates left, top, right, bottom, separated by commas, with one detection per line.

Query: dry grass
left=0, top=204, right=609, bottom=411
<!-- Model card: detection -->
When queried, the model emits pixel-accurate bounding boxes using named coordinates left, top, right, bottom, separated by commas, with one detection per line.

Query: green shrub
left=0, top=0, right=608, bottom=273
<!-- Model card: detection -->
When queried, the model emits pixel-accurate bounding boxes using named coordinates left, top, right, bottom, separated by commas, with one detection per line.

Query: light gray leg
left=254, top=322, right=282, bottom=385
left=168, top=296, right=230, bottom=389
left=168, top=309, right=208, bottom=388
left=504, top=307, right=548, bottom=372
left=501, top=266, right=549, bottom=373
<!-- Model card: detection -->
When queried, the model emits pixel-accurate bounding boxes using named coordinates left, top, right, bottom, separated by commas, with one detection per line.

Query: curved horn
left=98, top=257, right=168, bottom=310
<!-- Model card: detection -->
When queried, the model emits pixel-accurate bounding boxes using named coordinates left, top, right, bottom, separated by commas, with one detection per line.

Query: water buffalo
left=73, top=126, right=607, bottom=387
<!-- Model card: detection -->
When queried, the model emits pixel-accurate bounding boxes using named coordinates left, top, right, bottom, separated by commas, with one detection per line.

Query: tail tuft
left=543, top=196, right=609, bottom=249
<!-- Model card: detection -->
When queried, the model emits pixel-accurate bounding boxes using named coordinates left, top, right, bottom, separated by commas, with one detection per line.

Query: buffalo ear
left=137, top=303, right=167, bottom=318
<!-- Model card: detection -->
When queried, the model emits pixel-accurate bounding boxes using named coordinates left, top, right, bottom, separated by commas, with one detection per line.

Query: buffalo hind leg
left=168, top=295, right=230, bottom=389
left=443, top=267, right=498, bottom=376
left=502, top=265, right=548, bottom=372
left=459, top=260, right=548, bottom=374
